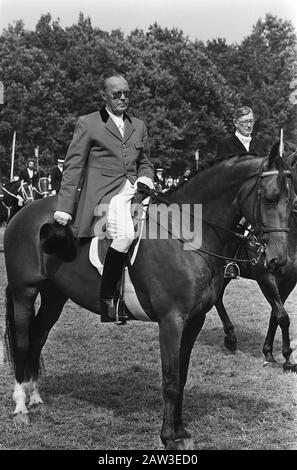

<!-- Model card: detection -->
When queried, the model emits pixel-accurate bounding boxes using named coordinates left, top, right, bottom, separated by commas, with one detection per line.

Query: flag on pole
left=35, top=146, right=39, bottom=171
left=289, top=78, right=297, bottom=105
left=0, top=81, right=4, bottom=105
left=10, top=131, right=16, bottom=181
left=279, top=129, right=284, bottom=157
left=195, top=149, right=199, bottom=171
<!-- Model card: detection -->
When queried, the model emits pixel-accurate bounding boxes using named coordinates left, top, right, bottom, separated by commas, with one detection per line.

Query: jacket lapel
left=99, top=108, right=135, bottom=142
left=232, top=134, right=248, bottom=154
left=123, top=115, right=135, bottom=143
left=99, top=108, right=122, bottom=140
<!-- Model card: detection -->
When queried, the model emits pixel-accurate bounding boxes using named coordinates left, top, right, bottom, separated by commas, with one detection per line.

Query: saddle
left=89, top=194, right=151, bottom=324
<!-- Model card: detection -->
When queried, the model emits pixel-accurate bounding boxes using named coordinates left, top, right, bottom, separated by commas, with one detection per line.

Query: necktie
left=118, top=122, right=124, bottom=137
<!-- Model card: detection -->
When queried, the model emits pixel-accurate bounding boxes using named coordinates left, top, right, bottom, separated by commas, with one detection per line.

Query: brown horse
left=3, top=151, right=295, bottom=449
left=215, top=209, right=297, bottom=371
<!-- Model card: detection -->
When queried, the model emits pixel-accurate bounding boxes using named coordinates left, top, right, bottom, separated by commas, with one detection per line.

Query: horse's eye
left=264, top=195, right=278, bottom=204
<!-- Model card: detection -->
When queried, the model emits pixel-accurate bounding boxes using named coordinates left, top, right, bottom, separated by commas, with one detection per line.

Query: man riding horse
left=53, top=74, right=155, bottom=323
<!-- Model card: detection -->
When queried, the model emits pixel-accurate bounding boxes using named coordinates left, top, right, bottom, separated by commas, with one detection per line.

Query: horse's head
left=236, top=147, right=295, bottom=271
left=34, top=177, right=51, bottom=198
left=3, top=180, right=33, bottom=208
left=19, top=181, right=34, bottom=204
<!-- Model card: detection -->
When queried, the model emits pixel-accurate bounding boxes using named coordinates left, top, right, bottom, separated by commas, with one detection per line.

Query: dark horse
left=0, top=178, right=51, bottom=224
left=4, top=151, right=295, bottom=449
left=1, top=180, right=34, bottom=224
left=215, top=204, right=297, bottom=371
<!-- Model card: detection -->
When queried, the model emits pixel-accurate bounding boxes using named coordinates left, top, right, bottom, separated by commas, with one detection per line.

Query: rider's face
left=235, top=112, right=255, bottom=137
left=102, top=76, right=130, bottom=116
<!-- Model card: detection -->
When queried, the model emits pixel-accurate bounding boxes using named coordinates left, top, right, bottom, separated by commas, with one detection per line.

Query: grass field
left=0, top=251, right=296, bottom=450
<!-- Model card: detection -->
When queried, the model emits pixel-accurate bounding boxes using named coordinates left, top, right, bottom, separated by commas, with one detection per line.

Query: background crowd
left=0, top=12, right=296, bottom=183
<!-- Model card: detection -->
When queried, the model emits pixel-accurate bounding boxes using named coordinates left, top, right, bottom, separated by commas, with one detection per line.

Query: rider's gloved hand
left=54, top=211, right=72, bottom=226
left=134, top=177, right=154, bottom=204
left=134, top=176, right=154, bottom=191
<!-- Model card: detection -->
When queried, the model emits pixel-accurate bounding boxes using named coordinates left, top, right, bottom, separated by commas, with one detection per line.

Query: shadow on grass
left=41, top=364, right=276, bottom=423
left=198, top=322, right=281, bottom=359
left=42, top=365, right=162, bottom=414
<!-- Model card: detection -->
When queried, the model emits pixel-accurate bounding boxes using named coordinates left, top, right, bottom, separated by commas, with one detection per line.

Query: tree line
left=0, top=12, right=296, bottom=178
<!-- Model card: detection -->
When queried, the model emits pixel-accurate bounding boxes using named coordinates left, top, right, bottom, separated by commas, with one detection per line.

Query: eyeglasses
left=237, top=119, right=254, bottom=126
left=111, top=90, right=131, bottom=100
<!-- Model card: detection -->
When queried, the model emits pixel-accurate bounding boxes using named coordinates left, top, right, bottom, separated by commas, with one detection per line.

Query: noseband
left=19, top=181, right=34, bottom=203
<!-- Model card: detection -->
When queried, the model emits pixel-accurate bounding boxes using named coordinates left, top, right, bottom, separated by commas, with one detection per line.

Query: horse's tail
left=4, top=284, right=16, bottom=372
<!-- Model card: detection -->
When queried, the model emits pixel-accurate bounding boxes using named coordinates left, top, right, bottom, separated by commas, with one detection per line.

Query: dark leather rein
left=137, top=164, right=292, bottom=265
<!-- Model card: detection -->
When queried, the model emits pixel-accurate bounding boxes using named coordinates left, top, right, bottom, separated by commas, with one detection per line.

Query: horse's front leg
left=215, top=279, right=237, bottom=352
left=278, top=279, right=297, bottom=373
left=158, top=312, right=192, bottom=450
left=263, top=313, right=278, bottom=364
left=13, top=382, right=29, bottom=424
left=258, top=277, right=296, bottom=371
left=158, top=310, right=206, bottom=450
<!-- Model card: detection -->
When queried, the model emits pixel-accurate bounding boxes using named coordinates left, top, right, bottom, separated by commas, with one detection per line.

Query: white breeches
left=107, top=179, right=136, bottom=253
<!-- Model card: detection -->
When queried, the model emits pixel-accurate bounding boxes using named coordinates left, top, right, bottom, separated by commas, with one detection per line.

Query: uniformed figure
left=19, top=159, right=40, bottom=186
left=50, top=158, right=64, bottom=194
left=53, top=74, right=154, bottom=321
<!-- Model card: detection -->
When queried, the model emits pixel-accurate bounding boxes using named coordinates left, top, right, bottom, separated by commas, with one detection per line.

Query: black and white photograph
left=0, top=0, right=297, bottom=457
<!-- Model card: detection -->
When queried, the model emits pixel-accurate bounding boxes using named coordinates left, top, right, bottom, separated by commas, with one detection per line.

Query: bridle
left=3, top=180, right=34, bottom=207
left=33, top=177, right=50, bottom=197
left=137, top=161, right=293, bottom=265
left=237, top=159, right=291, bottom=237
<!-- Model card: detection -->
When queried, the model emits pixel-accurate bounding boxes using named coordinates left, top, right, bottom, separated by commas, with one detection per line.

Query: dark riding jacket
left=56, top=108, right=154, bottom=238
left=217, top=134, right=260, bottom=159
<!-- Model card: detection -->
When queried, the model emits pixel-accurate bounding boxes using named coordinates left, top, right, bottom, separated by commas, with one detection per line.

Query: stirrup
left=115, top=297, right=129, bottom=325
left=224, top=262, right=240, bottom=279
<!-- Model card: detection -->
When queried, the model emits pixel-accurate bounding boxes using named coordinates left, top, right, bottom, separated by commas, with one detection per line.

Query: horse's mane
left=164, top=154, right=262, bottom=196
left=164, top=147, right=294, bottom=199
left=4, top=180, right=22, bottom=191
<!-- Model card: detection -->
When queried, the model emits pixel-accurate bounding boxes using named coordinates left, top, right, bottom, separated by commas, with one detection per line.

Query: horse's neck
left=168, top=157, right=261, bottom=229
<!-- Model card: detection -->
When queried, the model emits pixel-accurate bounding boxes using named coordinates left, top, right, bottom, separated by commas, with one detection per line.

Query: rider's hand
left=54, top=211, right=72, bottom=226
left=134, top=176, right=155, bottom=190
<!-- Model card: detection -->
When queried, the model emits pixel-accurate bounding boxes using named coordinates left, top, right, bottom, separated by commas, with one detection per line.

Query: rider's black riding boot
left=100, top=247, right=126, bottom=322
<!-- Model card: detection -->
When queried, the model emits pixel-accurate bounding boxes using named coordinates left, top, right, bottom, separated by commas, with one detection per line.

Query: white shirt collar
left=106, top=108, right=124, bottom=125
left=106, top=108, right=124, bottom=137
left=235, top=130, right=252, bottom=151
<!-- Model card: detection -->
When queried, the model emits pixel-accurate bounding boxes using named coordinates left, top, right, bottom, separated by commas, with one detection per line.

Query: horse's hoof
left=224, top=337, right=237, bottom=352
left=28, top=396, right=44, bottom=408
left=283, top=362, right=297, bottom=373
left=165, top=437, right=194, bottom=450
left=13, top=412, right=30, bottom=425
left=263, top=354, right=277, bottom=365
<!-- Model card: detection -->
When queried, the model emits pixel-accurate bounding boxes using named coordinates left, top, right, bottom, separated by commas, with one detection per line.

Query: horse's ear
left=267, top=141, right=280, bottom=168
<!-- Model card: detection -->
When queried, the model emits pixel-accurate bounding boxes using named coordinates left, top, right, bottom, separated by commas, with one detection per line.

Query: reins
left=3, top=181, right=33, bottom=206
left=138, top=162, right=292, bottom=265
